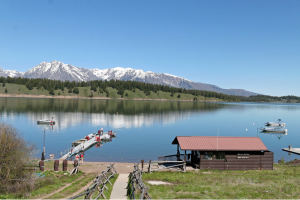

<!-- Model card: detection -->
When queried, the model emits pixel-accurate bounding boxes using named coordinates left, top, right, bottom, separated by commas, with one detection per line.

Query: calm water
left=1, top=97, right=300, bottom=163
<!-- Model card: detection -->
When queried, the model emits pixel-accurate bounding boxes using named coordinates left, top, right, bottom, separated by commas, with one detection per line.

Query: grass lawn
left=47, top=174, right=95, bottom=199
left=142, top=163, right=300, bottom=199
left=30, top=170, right=83, bottom=198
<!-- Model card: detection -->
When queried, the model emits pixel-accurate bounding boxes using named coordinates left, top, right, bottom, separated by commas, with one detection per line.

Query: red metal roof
left=172, top=136, right=268, bottom=151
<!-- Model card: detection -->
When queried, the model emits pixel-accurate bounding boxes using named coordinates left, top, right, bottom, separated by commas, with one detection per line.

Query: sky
left=0, top=0, right=299, bottom=96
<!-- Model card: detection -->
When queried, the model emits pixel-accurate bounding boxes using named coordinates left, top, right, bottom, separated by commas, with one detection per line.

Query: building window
left=203, top=152, right=213, bottom=160
left=216, top=152, right=225, bottom=160
left=197, top=151, right=200, bottom=159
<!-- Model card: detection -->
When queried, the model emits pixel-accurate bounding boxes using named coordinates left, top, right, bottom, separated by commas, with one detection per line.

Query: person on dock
left=75, top=153, right=79, bottom=161
left=80, top=152, right=84, bottom=163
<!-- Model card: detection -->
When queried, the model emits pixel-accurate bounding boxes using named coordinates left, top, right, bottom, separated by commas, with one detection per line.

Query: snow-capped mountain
left=0, top=67, right=23, bottom=78
left=23, top=60, right=98, bottom=82
left=0, top=61, right=258, bottom=96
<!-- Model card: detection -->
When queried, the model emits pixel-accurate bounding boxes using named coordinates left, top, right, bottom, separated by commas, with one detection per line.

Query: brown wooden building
left=172, top=136, right=273, bottom=170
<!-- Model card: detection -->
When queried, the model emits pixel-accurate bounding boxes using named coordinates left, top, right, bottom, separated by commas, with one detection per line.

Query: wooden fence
left=147, top=159, right=186, bottom=173
left=68, top=163, right=117, bottom=200
left=127, top=163, right=151, bottom=200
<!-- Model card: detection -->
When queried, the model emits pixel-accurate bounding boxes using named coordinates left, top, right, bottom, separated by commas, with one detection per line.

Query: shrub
left=73, top=88, right=79, bottom=94
left=279, top=157, right=285, bottom=164
left=49, top=88, right=55, bottom=95
left=5, top=88, right=7, bottom=93
left=0, top=123, right=36, bottom=197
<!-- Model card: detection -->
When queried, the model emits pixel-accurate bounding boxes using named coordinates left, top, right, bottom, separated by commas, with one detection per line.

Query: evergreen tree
left=5, top=88, right=7, bottom=93
left=68, top=88, right=73, bottom=93
left=49, top=88, right=55, bottom=95
left=177, top=94, right=181, bottom=98
left=73, top=87, right=79, bottom=94
left=2, top=82, right=5, bottom=87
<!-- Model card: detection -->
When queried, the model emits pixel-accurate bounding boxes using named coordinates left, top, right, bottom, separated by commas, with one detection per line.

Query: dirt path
left=40, top=174, right=87, bottom=199
left=64, top=179, right=95, bottom=199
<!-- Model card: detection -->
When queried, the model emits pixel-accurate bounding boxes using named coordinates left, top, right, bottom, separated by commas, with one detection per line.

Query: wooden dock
left=60, top=131, right=116, bottom=160
left=282, top=148, right=300, bottom=155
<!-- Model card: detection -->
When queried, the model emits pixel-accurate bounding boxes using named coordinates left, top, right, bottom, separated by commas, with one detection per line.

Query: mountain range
left=0, top=60, right=258, bottom=97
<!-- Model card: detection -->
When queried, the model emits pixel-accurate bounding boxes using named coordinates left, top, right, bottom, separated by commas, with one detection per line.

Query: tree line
left=0, top=76, right=299, bottom=102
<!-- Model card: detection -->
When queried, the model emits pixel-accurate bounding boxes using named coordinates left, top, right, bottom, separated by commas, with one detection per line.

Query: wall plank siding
left=196, top=151, right=273, bottom=171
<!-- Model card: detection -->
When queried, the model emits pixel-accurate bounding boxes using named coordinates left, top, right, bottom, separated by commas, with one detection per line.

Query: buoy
left=253, top=123, right=254, bottom=125
left=246, top=129, right=248, bottom=131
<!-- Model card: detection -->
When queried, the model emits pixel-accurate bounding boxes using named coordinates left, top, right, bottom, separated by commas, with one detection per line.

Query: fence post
left=39, top=160, right=44, bottom=171
left=63, top=160, right=68, bottom=171
left=183, top=160, right=186, bottom=172
left=54, top=160, right=59, bottom=171
left=148, top=160, right=151, bottom=173
left=141, top=160, right=144, bottom=171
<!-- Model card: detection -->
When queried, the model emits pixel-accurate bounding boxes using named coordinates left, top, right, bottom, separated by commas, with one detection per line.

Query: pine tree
left=49, top=88, right=55, bottom=95
left=5, top=88, right=7, bottom=93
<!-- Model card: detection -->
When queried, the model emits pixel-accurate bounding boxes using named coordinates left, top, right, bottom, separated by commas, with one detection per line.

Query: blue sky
left=0, top=0, right=299, bottom=96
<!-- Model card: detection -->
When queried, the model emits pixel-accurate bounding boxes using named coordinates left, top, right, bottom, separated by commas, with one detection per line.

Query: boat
left=260, top=127, right=287, bottom=133
left=37, top=119, right=55, bottom=124
left=265, top=119, right=285, bottom=126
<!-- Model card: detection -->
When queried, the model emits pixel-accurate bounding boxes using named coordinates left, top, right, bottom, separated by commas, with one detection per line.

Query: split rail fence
left=147, top=159, right=186, bottom=173
left=68, top=163, right=117, bottom=200
left=127, top=163, right=151, bottom=200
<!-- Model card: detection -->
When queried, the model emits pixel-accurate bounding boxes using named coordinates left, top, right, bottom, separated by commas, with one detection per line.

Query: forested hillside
left=0, top=76, right=299, bottom=103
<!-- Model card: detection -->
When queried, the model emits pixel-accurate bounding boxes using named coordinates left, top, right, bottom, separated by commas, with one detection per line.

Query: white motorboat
left=37, top=119, right=55, bottom=124
left=265, top=119, right=285, bottom=126
left=261, top=127, right=287, bottom=133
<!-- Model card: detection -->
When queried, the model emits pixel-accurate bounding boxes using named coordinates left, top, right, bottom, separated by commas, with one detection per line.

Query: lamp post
left=41, top=127, right=49, bottom=160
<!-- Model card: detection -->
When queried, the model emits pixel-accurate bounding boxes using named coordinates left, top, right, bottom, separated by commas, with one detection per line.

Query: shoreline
left=0, top=93, right=219, bottom=102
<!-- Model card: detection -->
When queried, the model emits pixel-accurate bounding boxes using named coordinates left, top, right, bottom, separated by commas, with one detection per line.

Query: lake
left=0, top=97, right=299, bottom=163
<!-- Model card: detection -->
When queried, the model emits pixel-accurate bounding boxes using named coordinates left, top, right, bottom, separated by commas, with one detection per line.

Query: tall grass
left=142, top=164, right=300, bottom=199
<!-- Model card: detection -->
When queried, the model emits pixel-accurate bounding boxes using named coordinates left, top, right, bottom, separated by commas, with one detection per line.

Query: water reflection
left=1, top=97, right=300, bottom=162
left=0, top=98, right=229, bottom=129
left=260, top=132, right=288, bottom=140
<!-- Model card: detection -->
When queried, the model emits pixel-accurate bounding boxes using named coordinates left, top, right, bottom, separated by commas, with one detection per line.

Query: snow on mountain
left=0, top=61, right=258, bottom=96
left=0, top=67, right=23, bottom=77
left=23, top=60, right=98, bottom=82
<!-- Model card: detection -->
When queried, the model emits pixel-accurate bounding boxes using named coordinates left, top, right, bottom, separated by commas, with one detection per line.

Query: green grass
left=141, top=164, right=300, bottom=199
left=30, top=170, right=83, bottom=198
left=47, top=174, right=95, bottom=199
left=0, top=83, right=222, bottom=102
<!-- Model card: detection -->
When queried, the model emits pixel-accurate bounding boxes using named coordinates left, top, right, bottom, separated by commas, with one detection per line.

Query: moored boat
left=261, top=127, right=287, bottom=133
left=37, top=119, right=55, bottom=124
left=265, top=119, right=285, bottom=126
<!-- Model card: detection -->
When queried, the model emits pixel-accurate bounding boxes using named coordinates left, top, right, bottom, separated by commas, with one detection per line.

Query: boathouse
left=171, top=136, right=273, bottom=170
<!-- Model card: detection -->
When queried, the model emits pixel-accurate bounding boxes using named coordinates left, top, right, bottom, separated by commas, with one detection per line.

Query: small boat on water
left=37, top=119, right=55, bottom=124
left=265, top=119, right=285, bottom=126
left=261, top=127, right=287, bottom=133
